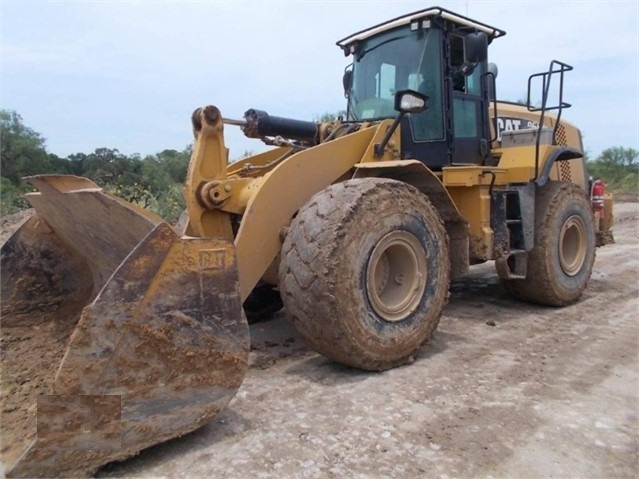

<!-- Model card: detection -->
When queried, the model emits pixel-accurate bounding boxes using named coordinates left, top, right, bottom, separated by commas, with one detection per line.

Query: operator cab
left=338, top=7, right=506, bottom=169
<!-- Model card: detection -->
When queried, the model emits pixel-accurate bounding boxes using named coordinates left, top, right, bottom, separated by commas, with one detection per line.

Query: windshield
left=348, top=26, right=443, bottom=130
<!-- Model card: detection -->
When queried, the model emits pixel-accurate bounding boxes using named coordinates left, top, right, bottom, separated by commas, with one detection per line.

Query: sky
left=1, top=0, right=638, bottom=161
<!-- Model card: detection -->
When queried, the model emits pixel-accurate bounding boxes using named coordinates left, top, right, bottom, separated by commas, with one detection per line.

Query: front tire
left=279, top=179, right=450, bottom=371
left=500, top=181, right=596, bottom=306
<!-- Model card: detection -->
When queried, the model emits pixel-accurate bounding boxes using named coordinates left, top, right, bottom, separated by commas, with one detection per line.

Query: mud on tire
left=279, top=178, right=450, bottom=371
left=500, top=181, right=596, bottom=306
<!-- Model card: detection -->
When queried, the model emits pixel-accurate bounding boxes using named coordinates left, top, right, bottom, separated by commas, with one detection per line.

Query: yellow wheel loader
left=0, top=7, right=614, bottom=477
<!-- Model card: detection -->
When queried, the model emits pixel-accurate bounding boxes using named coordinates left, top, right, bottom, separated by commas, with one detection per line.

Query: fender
left=353, top=160, right=470, bottom=279
left=234, top=124, right=399, bottom=300
left=536, top=146, right=584, bottom=187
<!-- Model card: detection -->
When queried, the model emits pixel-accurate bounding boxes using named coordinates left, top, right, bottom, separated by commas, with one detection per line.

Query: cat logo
left=497, top=116, right=538, bottom=140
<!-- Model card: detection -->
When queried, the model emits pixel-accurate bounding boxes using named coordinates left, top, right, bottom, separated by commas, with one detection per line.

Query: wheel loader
left=0, top=6, right=614, bottom=477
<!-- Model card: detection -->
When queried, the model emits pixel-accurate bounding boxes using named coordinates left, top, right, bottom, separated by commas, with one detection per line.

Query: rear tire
left=499, top=181, right=595, bottom=306
left=279, top=178, right=449, bottom=371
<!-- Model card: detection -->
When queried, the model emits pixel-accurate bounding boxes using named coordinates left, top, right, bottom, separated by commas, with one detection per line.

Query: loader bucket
left=1, top=175, right=249, bottom=477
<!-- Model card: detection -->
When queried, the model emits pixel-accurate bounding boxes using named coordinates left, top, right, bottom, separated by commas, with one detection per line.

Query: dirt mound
left=0, top=315, right=77, bottom=467
left=1, top=208, right=84, bottom=468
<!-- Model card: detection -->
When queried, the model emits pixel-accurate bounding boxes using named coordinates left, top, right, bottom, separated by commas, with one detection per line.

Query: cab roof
left=336, top=6, right=506, bottom=52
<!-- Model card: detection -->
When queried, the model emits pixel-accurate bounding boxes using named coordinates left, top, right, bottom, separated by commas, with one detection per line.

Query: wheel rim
left=366, top=231, right=427, bottom=322
left=558, top=214, right=587, bottom=276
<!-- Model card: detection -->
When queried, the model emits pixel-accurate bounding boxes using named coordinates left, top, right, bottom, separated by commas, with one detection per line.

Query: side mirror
left=465, top=32, right=488, bottom=63
left=374, top=90, right=428, bottom=157
left=394, top=90, right=428, bottom=114
left=487, top=62, right=498, bottom=79
left=486, top=62, right=499, bottom=100
left=343, top=69, right=353, bottom=96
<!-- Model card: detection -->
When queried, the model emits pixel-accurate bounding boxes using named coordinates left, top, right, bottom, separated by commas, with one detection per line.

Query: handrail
left=483, top=70, right=499, bottom=143
left=526, top=60, right=573, bottom=181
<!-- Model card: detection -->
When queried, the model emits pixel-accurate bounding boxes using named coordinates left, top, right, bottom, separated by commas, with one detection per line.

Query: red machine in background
left=590, top=179, right=615, bottom=245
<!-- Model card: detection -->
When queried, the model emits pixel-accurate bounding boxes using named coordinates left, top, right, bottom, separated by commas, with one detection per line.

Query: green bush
left=587, top=147, right=638, bottom=195
left=0, top=177, right=32, bottom=215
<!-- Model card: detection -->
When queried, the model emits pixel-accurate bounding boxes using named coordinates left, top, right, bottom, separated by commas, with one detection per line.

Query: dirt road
left=95, top=202, right=638, bottom=478
left=2, top=203, right=637, bottom=478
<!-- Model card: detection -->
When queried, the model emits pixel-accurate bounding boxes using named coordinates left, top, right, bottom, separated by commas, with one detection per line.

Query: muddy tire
left=279, top=178, right=450, bottom=371
left=500, top=181, right=596, bottom=306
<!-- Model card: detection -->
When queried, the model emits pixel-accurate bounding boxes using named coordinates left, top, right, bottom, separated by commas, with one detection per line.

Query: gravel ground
left=2, top=203, right=637, bottom=478
left=97, top=202, right=638, bottom=479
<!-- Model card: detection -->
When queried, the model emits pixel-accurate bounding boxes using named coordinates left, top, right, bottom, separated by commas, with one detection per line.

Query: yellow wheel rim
left=559, top=215, right=587, bottom=276
left=366, top=231, right=427, bottom=322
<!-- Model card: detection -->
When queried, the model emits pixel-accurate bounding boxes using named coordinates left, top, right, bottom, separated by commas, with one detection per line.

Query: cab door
left=449, top=34, right=489, bottom=164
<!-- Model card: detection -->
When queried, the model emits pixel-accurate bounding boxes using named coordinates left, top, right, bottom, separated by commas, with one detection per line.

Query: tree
left=0, top=110, right=50, bottom=183
left=595, top=147, right=638, bottom=168
left=0, top=177, right=31, bottom=214
left=47, top=153, right=73, bottom=175
left=66, top=152, right=88, bottom=175
left=0, top=111, right=191, bottom=222
left=153, top=148, right=190, bottom=183
left=79, top=147, right=137, bottom=187
left=587, top=147, right=638, bottom=194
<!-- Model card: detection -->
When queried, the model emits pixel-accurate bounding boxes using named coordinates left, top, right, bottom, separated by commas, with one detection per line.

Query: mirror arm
left=374, top=113, right=404, bottom=157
